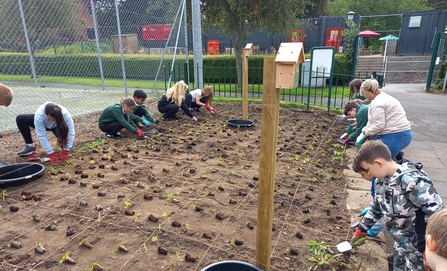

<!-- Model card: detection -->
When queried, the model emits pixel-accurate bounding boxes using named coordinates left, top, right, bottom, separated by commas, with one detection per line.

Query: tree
left=0, top=0, right=87, bottom=52
left=426, top=0, right=447, bottom=9
left=191, top=0, right=311, bottom=86
left=326, top=0, right=431, bottom=34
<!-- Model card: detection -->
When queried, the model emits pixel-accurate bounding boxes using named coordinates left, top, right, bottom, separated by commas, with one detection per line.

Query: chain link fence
left=0, top=0, right=187, bottom=132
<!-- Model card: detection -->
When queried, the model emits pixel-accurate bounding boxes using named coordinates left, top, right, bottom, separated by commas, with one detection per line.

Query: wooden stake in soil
left=255, top=56, right=279, bottom=271
left=242, top=43, right=253, bottom=120
left=256, top=43, right=304, bottom=271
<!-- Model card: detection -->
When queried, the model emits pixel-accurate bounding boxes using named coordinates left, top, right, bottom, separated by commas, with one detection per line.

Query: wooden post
left=242, top=43, right=253, bottom=120
left=255, top=56, right=279, bottom=271
left=255, top=43, right=304, bottom=271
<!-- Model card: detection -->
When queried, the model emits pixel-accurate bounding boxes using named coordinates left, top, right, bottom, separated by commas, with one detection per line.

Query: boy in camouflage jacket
left=351, top=140, right=443, bottom=271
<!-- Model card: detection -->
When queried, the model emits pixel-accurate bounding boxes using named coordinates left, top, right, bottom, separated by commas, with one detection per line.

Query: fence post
left=90, top=0, right=105, bottom=90
left=114, top=0, right=128, bottom=96
left=183, top=0, right=189, bottom=83
left=351, top=35, right=359, bottom=81
left=426, top=32, right=441, bottom=92
left=18, top=0, right=38, bottom=86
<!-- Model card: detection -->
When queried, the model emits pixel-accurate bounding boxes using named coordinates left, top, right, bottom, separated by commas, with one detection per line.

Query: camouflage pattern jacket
left=360, top=162, right=443, bottom=252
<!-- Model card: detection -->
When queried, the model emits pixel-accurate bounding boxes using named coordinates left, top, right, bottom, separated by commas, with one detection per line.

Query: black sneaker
left=172, top=114, right=179, bottom=120
left=104, top=133, right=113, bottom=139
left=114, top=132, right=125, bottom=138
left=162, top=114, right=172, bottom=121
left=17, top=145, right=36, bottom=156
left=195, top=108, right=201, bottom=113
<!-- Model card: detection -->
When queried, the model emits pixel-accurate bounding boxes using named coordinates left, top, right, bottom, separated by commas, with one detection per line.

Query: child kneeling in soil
left=185, top=86, right=217, bottom=114
left=130, top=89, right=160, bottom=128
left=158, top=80, right=197, bottom=122
left=351, top=140, right=443, bottom=271
left=98, top=97, right=144, bottom=139
left=425, top=208, right=447, bottom=271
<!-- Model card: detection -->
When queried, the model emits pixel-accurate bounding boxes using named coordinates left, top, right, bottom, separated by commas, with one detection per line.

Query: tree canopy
left=0, top=0, right=87, bottom=51
left=195, top=0, right=312, bottom=85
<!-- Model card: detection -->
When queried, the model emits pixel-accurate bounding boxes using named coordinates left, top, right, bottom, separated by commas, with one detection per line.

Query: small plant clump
left=305, top=240, right=342, bottom=271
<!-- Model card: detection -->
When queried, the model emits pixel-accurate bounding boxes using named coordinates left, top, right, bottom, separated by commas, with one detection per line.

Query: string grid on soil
left=0, top=103, right=352, bottom=271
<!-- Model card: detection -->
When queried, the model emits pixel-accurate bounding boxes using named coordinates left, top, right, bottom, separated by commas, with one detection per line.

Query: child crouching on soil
left=98, top=97, right=144, bottom=139
left=351, top=140, right=443, bottom=271
left=158, top=80, right=197, bottom=122
left=130, top=89, right=160, bottom=128
left=185, top=86, right=218, bottom=114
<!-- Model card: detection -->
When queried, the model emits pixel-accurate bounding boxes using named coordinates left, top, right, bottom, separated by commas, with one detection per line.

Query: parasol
left=379, top=35, right=399, bottom=41
left=359, top=30, right=381, bottom=37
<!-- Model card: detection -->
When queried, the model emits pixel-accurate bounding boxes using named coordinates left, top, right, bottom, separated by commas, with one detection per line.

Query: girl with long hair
left=16, top=102, right=75, bottom=164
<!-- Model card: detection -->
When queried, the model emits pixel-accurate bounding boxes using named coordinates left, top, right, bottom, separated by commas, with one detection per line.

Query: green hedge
left=0, top=52, right=351, bottom=83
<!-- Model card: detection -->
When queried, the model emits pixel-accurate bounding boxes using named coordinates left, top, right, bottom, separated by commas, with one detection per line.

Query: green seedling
left=230, top=237, right=236, bottom=247
left=58, top=251, right=75, bottom=264
left=134, top=213, right=141, bottom=222
left=152, top=236, right=158, bottom=242
left=185, top=223, right=190, bottom=229
left=205, top=168, right=211, bottom=173
left=162, top=212, right=167, bottom=217
left=305, top=240, right=342, bottom=271
left=167, top=194, right=173, bottom=201
left=123, top=201, right=131, bottom=209
left=1, top=189, right=8, bottom=201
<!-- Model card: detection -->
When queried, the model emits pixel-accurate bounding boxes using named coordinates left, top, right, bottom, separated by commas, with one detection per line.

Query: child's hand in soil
left=136, top=129, right=144, bottom=138
left=142, top=119, right=150, bottom=127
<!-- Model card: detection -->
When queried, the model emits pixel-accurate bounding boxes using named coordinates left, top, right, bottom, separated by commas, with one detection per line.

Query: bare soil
left=0, top=102, right=354, bottom=271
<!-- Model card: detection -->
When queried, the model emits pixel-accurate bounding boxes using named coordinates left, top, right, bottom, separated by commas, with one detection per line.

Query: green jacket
left=131, top=104, right=157, bottom=123
left=98, top=104, right=137, bottom=133
left=353, top=92, right=366, bottom=101
left=349, top=104, right=368, bottom=141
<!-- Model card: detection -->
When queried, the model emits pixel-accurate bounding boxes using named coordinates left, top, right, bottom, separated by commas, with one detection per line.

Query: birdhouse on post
left=275, top=42, right=305, bottom=89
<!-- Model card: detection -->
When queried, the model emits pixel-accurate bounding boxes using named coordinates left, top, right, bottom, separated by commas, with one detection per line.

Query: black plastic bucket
left=226, top=119, right=254, bottom=128
left=0, top=163, right=45, bottom=188
left=201, top=261, right=262, bottom=271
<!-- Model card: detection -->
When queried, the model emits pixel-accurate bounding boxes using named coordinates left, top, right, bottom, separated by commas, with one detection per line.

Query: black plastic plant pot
left=201, top=261, right=262, bottom=271
left=0, top=163, right=45, bottom=188
left=226, top=119, right=254, bottom=128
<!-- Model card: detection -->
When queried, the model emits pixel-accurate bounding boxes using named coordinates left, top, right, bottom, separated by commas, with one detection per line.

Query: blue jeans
left=370, top=130, right=412, bottom=160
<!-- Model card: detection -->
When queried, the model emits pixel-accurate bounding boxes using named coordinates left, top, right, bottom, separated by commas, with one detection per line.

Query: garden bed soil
left=0, top=102, right=355, bottom=271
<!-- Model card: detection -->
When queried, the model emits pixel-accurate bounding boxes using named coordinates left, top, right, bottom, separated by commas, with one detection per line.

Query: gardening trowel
left=336, top=237, right=366, bottom=253
left=27, top=157, right=50, bottom=162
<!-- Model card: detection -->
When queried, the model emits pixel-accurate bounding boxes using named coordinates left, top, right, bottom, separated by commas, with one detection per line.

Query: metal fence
left=0, top=0, right=187, bottom=133
left=166, top=63, right=351, bottom=111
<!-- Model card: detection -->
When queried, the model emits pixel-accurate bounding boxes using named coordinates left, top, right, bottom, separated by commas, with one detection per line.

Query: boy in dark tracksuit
left=351, top=140, right=443, bottom=271
left=131, top=89, right=159, bottom=128
left=98, top=97, right=143, bottom=139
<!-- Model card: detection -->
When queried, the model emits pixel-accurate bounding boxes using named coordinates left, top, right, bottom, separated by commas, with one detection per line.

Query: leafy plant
left=151, top=236, right=158, bottom=242
left=58, top=251, right=72, bottom=264
left=331, top=150, right=345, bottom=163
left=123, top=201, right=131, bottom=209
left=166, top=194, right=173, bottom=201
left=305, top=240, right=342, bottom=271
